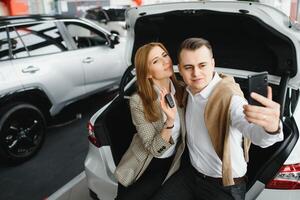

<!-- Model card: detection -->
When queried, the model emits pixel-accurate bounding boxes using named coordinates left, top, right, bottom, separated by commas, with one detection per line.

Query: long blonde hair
left=134, top=42, right=183, bottom=122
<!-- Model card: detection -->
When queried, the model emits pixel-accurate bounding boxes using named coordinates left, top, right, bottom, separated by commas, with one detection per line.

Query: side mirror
left=109, top=33, right=120, bottom=47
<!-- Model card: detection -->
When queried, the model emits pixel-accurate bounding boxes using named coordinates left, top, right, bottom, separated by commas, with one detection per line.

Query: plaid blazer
left=115, top=93, right=186, bottom=187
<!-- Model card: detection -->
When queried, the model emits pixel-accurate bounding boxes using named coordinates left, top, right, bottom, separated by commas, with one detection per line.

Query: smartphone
left=165, top=93, right=175, bottom=108
left=248, top=72, right=268, bottom=106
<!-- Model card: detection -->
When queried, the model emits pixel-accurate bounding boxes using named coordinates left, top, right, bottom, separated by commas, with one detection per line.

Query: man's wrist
left=266, top=126, right=281, bottom=135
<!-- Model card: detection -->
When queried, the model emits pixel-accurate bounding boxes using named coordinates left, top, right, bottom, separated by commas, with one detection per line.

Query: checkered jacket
left=115, top=93, right=186, bottom=187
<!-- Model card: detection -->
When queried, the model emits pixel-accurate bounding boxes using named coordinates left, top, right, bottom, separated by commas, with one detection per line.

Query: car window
left=95, top=10, right=109, bottom=22
left=64, top=22, right=108, bottom=49
left=85, top=8, right=126, bottom=22
left=8, top=22, right=67, bottom=59
left=106, top=9, right=126, bottom=21
left=0, top=28, right=10, bottom=60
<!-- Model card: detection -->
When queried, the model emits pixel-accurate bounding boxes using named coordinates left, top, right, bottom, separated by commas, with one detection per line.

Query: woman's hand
left=159, top=88, right=177, bottom=126
left=243, top=86, right=281, bottom=133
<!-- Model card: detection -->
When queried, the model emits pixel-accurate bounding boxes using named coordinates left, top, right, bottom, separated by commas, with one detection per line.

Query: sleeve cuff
left=266, top=120, right=283, bottom=135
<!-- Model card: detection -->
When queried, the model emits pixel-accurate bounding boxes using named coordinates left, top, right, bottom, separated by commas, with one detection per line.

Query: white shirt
left=154, top=80, right=181, bottom=158
left=185, top=73, right=284, bottom=178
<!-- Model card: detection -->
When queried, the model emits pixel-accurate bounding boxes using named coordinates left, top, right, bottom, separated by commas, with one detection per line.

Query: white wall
left=109, top=0, right=134, bottom=6
left=0, top=2, right=9, bottom=16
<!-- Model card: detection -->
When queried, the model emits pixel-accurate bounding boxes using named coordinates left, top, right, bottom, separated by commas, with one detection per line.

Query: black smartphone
left=248, top=72, right=268, bottom=106
left=165, top=93, right=175, bottom=108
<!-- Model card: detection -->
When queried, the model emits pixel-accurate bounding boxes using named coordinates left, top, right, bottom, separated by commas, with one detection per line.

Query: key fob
left=164, top=93, right=175, bottom=108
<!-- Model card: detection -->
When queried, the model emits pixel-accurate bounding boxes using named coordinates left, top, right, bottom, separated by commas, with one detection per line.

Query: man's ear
left=212, top=58, right=215, bottom=68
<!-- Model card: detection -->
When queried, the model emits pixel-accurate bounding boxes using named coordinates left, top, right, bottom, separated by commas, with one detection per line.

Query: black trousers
left=116, top=155, right=174, bottom=200
left=150, top=163, right=246, bottom=200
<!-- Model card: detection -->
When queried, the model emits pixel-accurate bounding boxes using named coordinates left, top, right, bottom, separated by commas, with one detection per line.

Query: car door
left=8, top=21, right=85, bottom=115
left=62, top=21, right=125, bottom=95
left=0, top=27, right=23, bottom=94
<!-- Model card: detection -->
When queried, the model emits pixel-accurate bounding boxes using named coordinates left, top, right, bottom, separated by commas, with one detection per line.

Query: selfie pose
left=151, top=37, right=284, bottom=200
left=114, top=42, right=185, bottom=200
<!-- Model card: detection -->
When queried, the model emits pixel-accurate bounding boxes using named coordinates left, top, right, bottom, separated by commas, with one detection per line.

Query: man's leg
left=194, top=176, right=234, bottom=200
left=191, top=167, right=246, bottom=200
left=150, top=166, right=195, bottom=200
left=222, top=182, right=247, bottom=200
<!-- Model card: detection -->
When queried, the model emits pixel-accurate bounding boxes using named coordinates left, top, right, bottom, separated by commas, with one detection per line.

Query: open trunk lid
left=125, top=1, right=300, bottom=88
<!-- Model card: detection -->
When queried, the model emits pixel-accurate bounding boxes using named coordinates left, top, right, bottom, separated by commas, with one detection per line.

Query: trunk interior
left=132, top=10, right=297, bottom=77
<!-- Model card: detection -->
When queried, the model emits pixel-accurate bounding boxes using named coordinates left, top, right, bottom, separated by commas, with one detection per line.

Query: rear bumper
left=257, top=189, right=300, bottom=200
left=84, top=143, right=117, bottom=200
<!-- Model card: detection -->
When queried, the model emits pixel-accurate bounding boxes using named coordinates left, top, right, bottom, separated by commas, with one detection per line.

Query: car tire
left=0, top=102, right=46, bottom=164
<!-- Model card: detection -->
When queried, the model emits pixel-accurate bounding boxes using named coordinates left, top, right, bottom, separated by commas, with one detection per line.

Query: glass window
left=0, top=28, right=10, bottom=60
left=9, top=22, right=67, bottom=58
left=85, top=8, right=126, bottom=22
left=106, top=9, right=126, bottom=21
left=65, top=22, right=107, bottom=49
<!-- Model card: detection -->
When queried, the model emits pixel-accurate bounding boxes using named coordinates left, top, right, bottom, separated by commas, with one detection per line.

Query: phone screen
left=248, top=72, right=268, bottom=106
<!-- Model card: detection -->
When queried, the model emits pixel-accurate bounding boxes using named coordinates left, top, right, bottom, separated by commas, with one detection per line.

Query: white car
left=85, top=6, right=128, bottom=37
left=84, top=1, right=300, bottom=200
left=0, top=15, right=126, bottom=163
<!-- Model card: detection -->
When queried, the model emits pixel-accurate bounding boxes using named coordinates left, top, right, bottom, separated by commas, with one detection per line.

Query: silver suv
left=0, top=15, right=126, bottom=164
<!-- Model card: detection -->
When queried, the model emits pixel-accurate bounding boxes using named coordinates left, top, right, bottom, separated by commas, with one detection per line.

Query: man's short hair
left=177, top=37, right=213, bottom=62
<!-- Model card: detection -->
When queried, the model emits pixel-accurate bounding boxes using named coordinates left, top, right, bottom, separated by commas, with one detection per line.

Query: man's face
left=179, top=46, right=215, bottom=94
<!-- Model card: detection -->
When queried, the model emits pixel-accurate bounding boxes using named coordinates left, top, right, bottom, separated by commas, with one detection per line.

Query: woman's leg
left=116, top=156, right=174, bottom=200
left=116, top=173, right=166, bottom=200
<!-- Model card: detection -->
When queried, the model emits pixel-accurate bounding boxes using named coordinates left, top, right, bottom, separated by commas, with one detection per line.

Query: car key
left=164, top=93, right=175, bottom=108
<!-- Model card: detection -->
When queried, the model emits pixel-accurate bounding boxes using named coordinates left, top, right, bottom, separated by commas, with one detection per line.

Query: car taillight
left=266, top=163, right=300, bottom=189
left=87, top=122, right=101, bottom=148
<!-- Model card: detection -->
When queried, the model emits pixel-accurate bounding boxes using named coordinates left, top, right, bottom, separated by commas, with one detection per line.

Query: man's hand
left=243, top=86, right=280, bottom=133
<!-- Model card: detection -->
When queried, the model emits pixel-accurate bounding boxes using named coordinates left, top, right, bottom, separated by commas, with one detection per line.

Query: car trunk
left=129, top=9, right=299, bottom=199
left=132, top=10, right=297, bottom=78
left=93, top=6, right=299, bottom=200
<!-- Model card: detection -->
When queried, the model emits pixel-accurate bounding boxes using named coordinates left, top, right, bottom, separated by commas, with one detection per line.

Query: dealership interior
left=1, top=1, right=299, bottom=200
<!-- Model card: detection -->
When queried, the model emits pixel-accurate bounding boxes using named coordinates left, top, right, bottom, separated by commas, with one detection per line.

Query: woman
left=114, top=42, right=185, bottom=200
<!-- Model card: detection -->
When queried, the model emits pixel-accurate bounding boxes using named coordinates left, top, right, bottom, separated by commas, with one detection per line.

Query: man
left=151, top=38, right=283, bottom=200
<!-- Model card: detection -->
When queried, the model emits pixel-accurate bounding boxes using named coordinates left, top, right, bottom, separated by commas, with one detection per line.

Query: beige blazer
left=114, top=93, right=186, bottom=187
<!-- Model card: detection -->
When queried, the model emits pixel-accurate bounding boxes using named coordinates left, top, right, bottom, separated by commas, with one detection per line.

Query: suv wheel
left=0, top=103, right=46, bottom=164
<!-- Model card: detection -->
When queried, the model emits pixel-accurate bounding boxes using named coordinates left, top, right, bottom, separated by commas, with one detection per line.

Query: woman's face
left=147, top=46, right=173, bottom=81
